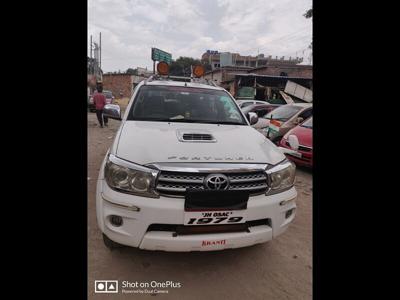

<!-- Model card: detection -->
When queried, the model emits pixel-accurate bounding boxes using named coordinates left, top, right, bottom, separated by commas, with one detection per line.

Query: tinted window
left=256, top=109, right=268, bottom=117
left=103, top=91, right=113, bottom=98
left=240, top=102, right=254, bottom=108
left=264, top=105, right=303, bottom=121
left=298, top=108, right=312, bottom=120
left=128, top=85, right=247, bottom=125
left=241, top=104, right=256, bottom=115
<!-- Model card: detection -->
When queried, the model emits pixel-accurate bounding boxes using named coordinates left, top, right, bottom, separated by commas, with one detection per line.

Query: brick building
left=102, top=73, right=135, bottom=99
left=102, top=73, right=150, bottom=99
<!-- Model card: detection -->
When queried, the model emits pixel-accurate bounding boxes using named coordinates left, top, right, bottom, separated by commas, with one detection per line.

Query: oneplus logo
left=95, top=280, right=118, bottom=293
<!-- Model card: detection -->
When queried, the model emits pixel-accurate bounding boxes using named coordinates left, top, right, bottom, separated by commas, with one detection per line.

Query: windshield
left=103, top=91, right=113, bottom=98
left=264, top=105, right=303, bottom=121
left=301, top=117, right=313, bottom=128
left=128, top=85, right=247, bottom=125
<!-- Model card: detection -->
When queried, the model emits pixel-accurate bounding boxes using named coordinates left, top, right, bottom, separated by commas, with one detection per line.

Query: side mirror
left=103, top=104, right=122, bottom=120
left=248, top=112, right=259, bottom=125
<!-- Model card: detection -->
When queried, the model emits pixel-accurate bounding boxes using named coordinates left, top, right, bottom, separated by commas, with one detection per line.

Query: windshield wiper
left=267, top=117, right=287, bottom=121
left=201, top=120, right=245, bottom=125
left=133, top=118, right=244, bottom=125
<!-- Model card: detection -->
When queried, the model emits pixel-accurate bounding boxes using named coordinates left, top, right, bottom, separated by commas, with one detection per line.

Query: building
left=201, top=50, right=303, bottom=70
left=249, top=64, right=312, bottom=78
left=102, top=73, right=149, bottom=99
left=102, top=73, right=135, bottom=99
left=231, top=73, right=313, bottom=103
left=136, top=67, right=154, bottom=77
left=203, top=66, right=254, bottom=87
left=211, top=63, right=313, bottom=102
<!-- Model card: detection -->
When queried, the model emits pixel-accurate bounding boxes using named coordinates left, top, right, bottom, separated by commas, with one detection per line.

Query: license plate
left=184, top=210, right=246, bottom=226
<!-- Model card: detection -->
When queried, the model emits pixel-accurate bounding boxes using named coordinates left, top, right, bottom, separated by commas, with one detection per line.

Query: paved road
left=88, top=112, right=312, bottom=300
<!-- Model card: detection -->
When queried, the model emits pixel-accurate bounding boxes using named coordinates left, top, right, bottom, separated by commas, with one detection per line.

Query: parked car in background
left=236, top=100, right=268, bottom=109
left=88, top=90, right=115, bottom=112
left=241, top=103, right=281, bottom=121
left=279, top=117, right=313, bottom=168
left=259, top=103, right=312, bottom=144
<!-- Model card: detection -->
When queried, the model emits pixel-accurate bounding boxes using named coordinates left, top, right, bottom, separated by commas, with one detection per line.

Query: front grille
left=156, top=170, right=268, bottom=197
left=298, top=145, right=312, bottom=152
left=285, top=141, right=312, bottom=152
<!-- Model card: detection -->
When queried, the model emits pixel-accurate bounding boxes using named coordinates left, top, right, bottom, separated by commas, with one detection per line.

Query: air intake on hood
left=183, top=133, right=213, bottom=141
left=177, top=130, right=216, bottom=142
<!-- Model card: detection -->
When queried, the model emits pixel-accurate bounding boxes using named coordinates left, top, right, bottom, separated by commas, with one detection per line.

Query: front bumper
left=96, top=177, right=297, bottom=251
left=279, top=143, right=313, bottom=168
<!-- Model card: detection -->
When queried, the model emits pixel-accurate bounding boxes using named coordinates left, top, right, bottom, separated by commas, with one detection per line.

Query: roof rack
left=144, top=74, right=218, bottom=87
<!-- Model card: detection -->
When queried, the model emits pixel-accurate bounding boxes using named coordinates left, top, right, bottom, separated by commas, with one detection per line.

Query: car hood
left=115, top=121, right=286, bottom=166
left=284, top=125, right=312, bottom=147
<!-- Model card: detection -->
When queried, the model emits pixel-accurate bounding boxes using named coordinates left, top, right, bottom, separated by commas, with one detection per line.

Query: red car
left=279, top=117, right=313, bottom=167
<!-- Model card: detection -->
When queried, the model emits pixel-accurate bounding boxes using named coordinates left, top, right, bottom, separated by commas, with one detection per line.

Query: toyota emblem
left=204, top=174, right=230, bottom=190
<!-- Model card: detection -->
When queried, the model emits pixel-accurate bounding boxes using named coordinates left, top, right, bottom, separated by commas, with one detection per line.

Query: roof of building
left=103, top=73, right=132, bottom=76
left=236, top=73, right=312, bottom=80
left=204, top=66, right=254, bottom=75
left=249, top=64, right=312, bottom=72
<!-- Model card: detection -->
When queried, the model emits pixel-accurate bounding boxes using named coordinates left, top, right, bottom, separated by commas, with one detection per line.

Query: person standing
left=93, top=86, right=108, bottom=128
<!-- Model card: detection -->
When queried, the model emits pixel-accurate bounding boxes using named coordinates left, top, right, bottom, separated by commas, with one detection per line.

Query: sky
left=88, top=0, right=312, bottom=72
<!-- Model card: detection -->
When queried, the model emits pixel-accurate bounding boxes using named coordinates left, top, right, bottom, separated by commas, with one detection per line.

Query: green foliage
left=304, top=9, right=312, bottom=18
left=304, top=9, right=313, bottom=51
left=169, top=56, right=210, bottom=76
left=126, top=68, right=137, bottom=75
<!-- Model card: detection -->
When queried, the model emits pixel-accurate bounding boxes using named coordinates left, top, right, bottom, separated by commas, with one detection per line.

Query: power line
left=243, top=25, right=311, bottom=54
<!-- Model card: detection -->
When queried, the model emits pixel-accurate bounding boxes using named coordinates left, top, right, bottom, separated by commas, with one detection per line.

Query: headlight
left=266, top=159, right=296, bottom=195
left=104, top=154, right=160, bottom=198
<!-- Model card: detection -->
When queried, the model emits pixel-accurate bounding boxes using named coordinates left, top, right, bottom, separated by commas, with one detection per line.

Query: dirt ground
left=87, top=111, right=312, bottom=300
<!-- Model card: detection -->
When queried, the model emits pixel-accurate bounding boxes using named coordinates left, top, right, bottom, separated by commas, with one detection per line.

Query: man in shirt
left=93, top=86, right=108, bottom=128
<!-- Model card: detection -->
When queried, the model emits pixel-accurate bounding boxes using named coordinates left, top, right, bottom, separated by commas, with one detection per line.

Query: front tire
left=102, top=233, right=124, bottom=250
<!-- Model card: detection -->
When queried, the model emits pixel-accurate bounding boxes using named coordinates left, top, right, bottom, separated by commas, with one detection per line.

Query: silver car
left=256, top=103, right=312, bottom=144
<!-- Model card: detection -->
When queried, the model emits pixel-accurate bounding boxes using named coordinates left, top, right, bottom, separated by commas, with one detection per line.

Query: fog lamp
left=110, top=215, right=123, bottom=227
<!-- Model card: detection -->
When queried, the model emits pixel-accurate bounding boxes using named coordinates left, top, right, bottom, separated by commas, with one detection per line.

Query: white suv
left=96, top=75, right=297, bottom=252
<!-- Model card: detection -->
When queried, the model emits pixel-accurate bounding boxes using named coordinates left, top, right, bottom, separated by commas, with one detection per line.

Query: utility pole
left=99, top=32, right=102, bottom=70
left=90, top=35, right=93, bottom=60
left=256, top=49, right=259, bottom=68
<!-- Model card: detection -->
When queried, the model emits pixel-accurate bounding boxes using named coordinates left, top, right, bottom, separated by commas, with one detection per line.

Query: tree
left=126, top=68, right=137, bottom=75
left=304, top=9, right=312, bottom=18
left=304, top=9, right=313, bottom=50
left=169, top=56, right=209, bottom=76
